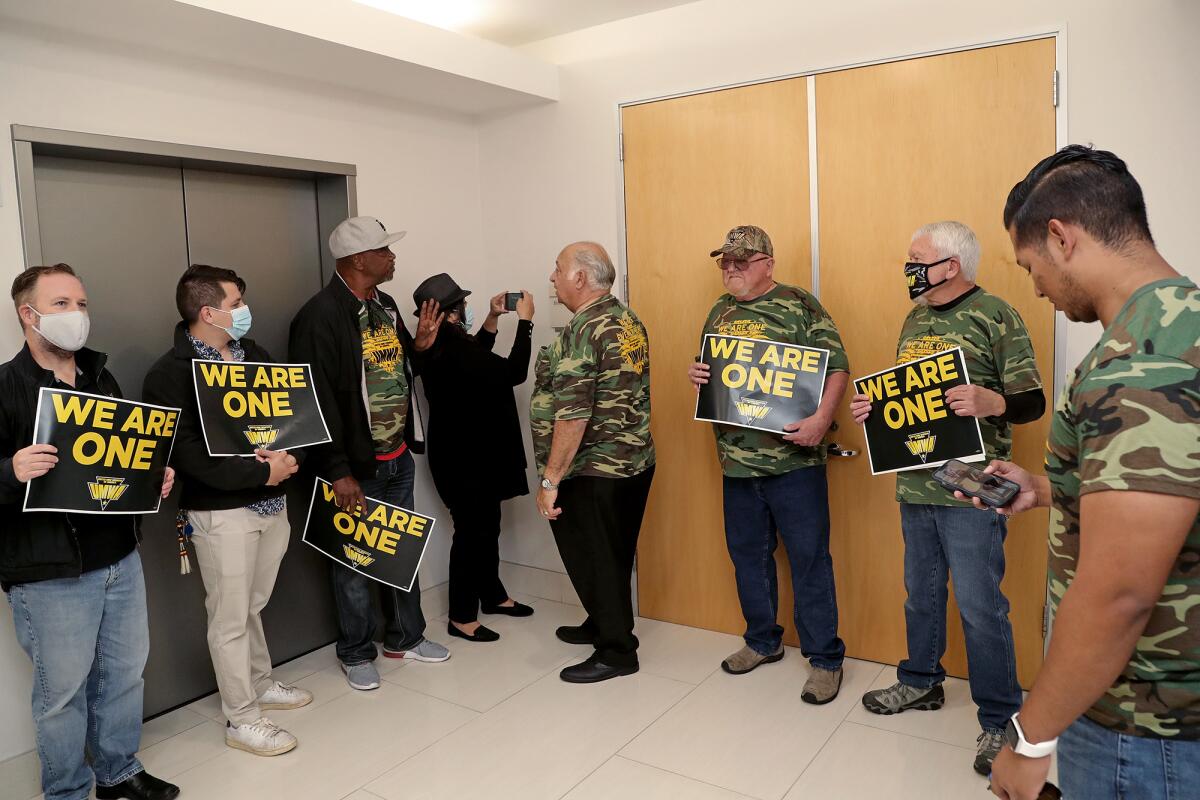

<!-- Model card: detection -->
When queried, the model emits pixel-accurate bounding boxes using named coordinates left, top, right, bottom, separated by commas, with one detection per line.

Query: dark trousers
left=551, top=466, right=655, bottom=668
left=331, top=452, right=427, bottom=665
left=722, top=464, right=845, bottom=670
left=447, top=500, right=509, bottom=623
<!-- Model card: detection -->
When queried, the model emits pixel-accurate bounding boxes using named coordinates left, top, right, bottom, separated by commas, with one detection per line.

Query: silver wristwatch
left=540, top=477, right=558, bottom=490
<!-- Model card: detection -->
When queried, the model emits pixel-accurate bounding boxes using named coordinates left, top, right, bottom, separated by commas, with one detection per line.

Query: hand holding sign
left=13, top=444, right=59, bottom=482
left=782, top=414, right=832, bottom=446
left=688, top=360, right=710, bottom=390
left=849, top=392, right=872, bottom=424
left=945, top=384, right=1005, bottom=418
left=161, top=467, right=175, bottom=499
left=331, top=475, right=366, bottom=513
left=256, top=449, right=298, bottom=486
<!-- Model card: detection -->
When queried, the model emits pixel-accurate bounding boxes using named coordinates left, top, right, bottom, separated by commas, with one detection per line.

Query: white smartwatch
left=1004, top=714, right=1058, bottom=758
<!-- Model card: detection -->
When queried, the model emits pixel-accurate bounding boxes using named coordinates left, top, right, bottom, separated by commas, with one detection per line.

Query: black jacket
left=142, top=323, right=300, bottom=511
left=289, top=275, right=426, bottom=482
left=0, top=345, right=139, bottom=590
left=421, top=320, right=533, bottom=507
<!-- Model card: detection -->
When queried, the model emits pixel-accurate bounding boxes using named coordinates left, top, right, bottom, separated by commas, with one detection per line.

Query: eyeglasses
left=715, top=255, right=770, bottom=272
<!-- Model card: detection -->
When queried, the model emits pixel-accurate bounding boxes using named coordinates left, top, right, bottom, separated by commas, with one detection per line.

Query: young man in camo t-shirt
left=689, top=225, right=850, bottom=705
left=982, top=146, right=1200, bottom=800
left=850, top=221, right=1045, bottom=777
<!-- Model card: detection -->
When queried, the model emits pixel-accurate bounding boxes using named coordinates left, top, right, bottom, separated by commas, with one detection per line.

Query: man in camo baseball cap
left=710, top=225, right=774, bottom=260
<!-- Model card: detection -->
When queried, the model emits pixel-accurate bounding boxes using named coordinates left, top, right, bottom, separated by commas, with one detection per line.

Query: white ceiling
left=356, top=0, right=702, bottom=46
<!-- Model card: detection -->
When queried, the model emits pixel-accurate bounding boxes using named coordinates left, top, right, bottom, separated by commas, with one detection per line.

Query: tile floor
left=27, top=596, right=1055, bottom=800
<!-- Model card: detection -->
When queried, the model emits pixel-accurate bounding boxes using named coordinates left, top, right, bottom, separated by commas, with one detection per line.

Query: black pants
left=447, top=500, right=509, bottom=623
left=551, top=466, right=655, bottom=667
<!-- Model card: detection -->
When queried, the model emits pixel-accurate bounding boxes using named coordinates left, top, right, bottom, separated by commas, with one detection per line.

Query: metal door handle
left=827, top=442, right=858, bottom=458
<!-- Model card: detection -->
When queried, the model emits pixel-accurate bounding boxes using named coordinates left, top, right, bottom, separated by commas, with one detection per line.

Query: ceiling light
left=354, top=0, right=487, bottom=33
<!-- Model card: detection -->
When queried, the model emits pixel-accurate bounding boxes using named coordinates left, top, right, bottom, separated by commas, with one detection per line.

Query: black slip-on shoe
left=556, top=624, right=597, bottom=645
left=481, top=601, right=535, bottom=617
left=447, top=621, right=500, bottom=642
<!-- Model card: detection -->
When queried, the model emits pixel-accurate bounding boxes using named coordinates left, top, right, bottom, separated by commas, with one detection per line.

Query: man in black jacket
left=143, top=265, right=307, bottom=759
left=0, top=264, right=178, bottom=800
left=289, top=216, right=449, bottom=692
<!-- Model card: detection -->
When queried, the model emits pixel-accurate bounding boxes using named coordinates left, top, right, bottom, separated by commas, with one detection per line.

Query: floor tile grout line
left=836, top=663, right=886, bottom=724
left=839, top=718, right=977, bottom=752
left=778, top=710, right=848, bottom=799
left=355, top=705, right=481, bottom=794
left=615, top=753, right=772, bottom=800
left=554, top=674, right=711, bottom=800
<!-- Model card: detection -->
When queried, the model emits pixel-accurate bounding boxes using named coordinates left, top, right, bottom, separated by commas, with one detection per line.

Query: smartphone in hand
left=504, top=291, right=523, bottom=311
left=932, top=459, right=1020, bottom=508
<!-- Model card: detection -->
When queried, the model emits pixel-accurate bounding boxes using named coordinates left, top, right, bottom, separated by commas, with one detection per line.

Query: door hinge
left=1052, top=70, right=1059, bottom=108
left=618, top=132, right=624, bottom=162
left=1042, top=603, right=1050, bottom=637
left=622, top=270, right=629, bottom=301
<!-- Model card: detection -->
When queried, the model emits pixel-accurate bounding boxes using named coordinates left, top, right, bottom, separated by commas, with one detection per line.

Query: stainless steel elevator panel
left=29, top=155, right=336, bottom=717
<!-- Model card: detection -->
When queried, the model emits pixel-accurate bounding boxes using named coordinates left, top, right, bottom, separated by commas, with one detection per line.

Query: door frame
left=615, top=26, right=1069, bottom=622
left=11, top=125, right=358, bottom=283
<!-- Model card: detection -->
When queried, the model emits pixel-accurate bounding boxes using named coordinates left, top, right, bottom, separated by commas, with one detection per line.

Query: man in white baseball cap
left=328, top=216, right=407, bottom=261
left=290, top=216, right=450, bottom=692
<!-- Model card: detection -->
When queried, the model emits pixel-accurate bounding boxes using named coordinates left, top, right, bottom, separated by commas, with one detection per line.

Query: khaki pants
left=189, top=507, right=290, bottom=725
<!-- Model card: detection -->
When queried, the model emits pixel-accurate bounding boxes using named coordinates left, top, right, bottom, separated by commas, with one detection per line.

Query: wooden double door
left=623, top=39, right=1056, bottom=687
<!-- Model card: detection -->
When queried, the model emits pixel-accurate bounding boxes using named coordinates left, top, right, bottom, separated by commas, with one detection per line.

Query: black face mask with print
left=904, top=256, right=953, bottom=300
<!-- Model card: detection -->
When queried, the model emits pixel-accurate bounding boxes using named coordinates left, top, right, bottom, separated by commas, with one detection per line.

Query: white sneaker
left=225, top=717, right=297, bottom=756
left=257, top=680, right=313, bottom=711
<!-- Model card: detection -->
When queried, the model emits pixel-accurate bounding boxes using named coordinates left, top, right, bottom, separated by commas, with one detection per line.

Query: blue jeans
left=7, top=550, right=148, bottom=800
left=331, top=451, right=426, bottom=664
left=898, top=503, right=1021, bottom=731
left=1059, top=715, right=1200, bottom=799
left=722, top=464, right=845, bottom=669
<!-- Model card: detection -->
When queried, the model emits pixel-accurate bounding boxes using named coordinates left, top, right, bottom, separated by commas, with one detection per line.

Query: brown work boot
left=721, top=644, right=784, bottom=675
left=801, top=666, right=843, bottom=705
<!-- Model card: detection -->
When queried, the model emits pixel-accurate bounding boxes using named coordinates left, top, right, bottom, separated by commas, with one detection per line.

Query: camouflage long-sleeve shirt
left=701, top=284, right=849, bottom=478
left=893, top=286, right=1042, bottom=506
left=529, top=294, right=654, bottom=479
left=1047, top=277, right=1200, bottom=739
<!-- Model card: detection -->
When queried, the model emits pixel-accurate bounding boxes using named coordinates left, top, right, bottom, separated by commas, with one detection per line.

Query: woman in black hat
left=413, top=273, right=535, bottom=642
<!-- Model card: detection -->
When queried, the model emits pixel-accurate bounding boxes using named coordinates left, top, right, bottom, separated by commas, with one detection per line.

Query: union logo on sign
left=87, top=476, right=129, bottom=510
left=905, top=431, right=937, bottom=462
left=243, top=425, right=279, bottom=447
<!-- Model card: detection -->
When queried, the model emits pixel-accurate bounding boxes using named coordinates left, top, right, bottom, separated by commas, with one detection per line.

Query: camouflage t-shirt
left=701, top=283, right=849, bottom=478
left=359, top=297, right=408, bottom=455
left=893, top=287, right=1042, bottom=506
left=529, top=294, right=654, bottom=479
left=1046, top=277, right=1200, bottom=739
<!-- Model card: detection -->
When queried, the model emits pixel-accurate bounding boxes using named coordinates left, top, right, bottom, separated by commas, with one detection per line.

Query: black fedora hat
left=412, top=273, right=471, bottom=316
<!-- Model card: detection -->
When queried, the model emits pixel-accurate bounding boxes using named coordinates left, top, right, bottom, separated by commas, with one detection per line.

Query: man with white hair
left=532, top=242, right=654, bottom=683
left=850, top=220, right=1045, bottom=776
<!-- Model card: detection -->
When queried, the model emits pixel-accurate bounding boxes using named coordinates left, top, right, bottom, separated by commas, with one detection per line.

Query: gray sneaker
left=721, top=644, right=784, bottom=675
left=861, top=681, right=945, bottom=715
left=340, top=660, right=381, bottom=691
left=384, top=638, right=451, bottom=663
left=974, top=729, right=1006, bottom=776
left=801, top=667, right=843, bottom=705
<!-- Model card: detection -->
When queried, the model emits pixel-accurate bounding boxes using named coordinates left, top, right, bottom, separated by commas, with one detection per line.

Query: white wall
left=478, top=0, right=1200, bottom=571
left=0, top=23, right=491, bottom=764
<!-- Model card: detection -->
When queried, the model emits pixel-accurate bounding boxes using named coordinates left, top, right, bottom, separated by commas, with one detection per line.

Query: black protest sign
left=192, top=360, right=331, bottom=456
left=853, top=347, right=985, bottom=475
left=695, top=334, right=829, bottom=433
left=301, top=477, right=435, bottom=593
left=24, top=388, right=179, bottom=514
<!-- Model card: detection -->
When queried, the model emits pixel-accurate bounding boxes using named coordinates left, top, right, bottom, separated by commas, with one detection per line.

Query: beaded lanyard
left=175, top=511, right=193, bottom=575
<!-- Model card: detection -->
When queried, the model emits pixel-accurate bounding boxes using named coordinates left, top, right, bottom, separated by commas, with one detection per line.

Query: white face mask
left=25, top=306, right=90, bottom=352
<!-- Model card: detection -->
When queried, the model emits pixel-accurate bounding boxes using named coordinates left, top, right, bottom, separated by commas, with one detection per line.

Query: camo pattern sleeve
left=702, top=283, right=848, bottom=478
left=529, top=343, right=557, bottom=475
left=894, top=288, right=1042, bottom=506
left=549, top=294, right=654, bottom=479
left=1046, top=278, right=1200, bottom=740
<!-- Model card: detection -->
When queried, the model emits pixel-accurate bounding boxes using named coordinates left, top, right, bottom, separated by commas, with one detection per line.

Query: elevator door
left=30, top=155, right=336, bottom=715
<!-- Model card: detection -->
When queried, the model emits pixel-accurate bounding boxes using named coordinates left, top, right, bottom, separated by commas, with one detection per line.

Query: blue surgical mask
left=207, top=304, right=253, bottom=341
left=459, top=306, right=475, bottom=332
